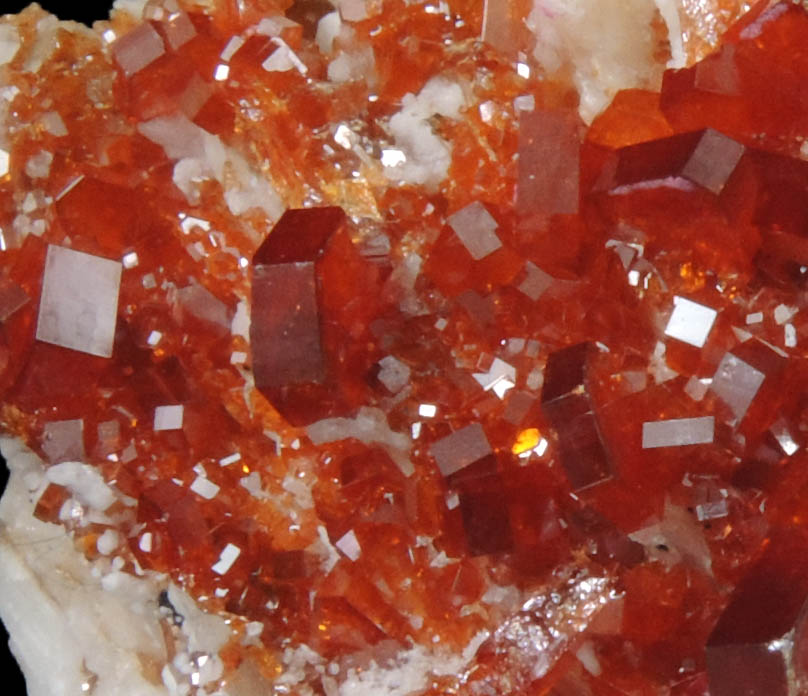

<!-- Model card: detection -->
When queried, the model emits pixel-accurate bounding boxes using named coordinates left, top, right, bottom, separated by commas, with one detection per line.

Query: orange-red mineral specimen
left=5, top=0, right=808, bottom=695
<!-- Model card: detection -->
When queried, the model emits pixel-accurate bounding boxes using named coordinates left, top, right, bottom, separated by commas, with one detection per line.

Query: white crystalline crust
left=0, top=436, right=168, bottom=696
left=383, top=76, right=466, bottom=189
left=1, top=441, right=488, bottom=696
left=0, top=436, right=240, bottom=696
left=523, top=0, right=698, bottom=123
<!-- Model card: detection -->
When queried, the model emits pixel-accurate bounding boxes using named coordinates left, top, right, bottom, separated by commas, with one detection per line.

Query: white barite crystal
left=642, top=416, right=715, bottom=449
left=36, top=245, right=122, bottom=359
left=774, top=303, right=797, bottom=325
left=0, top=149, right=9, bottom=177
left=664, top=296, right=717, bottom=348
left=220, top=35, right=245, bottom=62
left=147, top=330, right=162, bottom=347
left=306, top=406, right=414, bottom=476
left=231, top=299, right=250, bottom=338
left=316, top=11, right=342, bottom=54
left=430, top=423, right=493, bottom=477
left=384, top=76, right=466, bottom=189
left=162, top=10, right=197, bottom=51
left=42, top=110, right=69, bottom=135
left=696, top=499, right=728, bottom=521
left=447, top=202, right=502, bottom=261
left=327, top=45, right=375, bottom=83
left=0, top=24, right=21, bottom=65
left=230, top=351, right=247, bottom=364
left=771, top=418, right=799, bottom=456
left=212, top=542, right=241, bottom=575
left=336, top=632, right=489, bottom=696
left=219, top=452, right=241, bottom=466
left=0, top=437, right=168, bottom=696
left=166, top=584, right=231, bottom=654
left=46, top=461, right=116, bottom=512
left=684, top=376, right=711, bottom=402
left=240, top=471, right=267, bottom=499
left=262, top=38, right=308, bottom=74
left=154, top=404, right=184, bottom=431
left=710, top=352, right=765, bottom=423
left=525, top=0, right=670, bottom=123
left=96, top=529, right=119, bottom=555
left=576, top=640, right=601, bottom=676
left=785, top=323, right=797, bottom=348
left=122, top=251, right=139, bottom=268
left=23, top=15, right=58, bottom=73
left=143, top=117, right=282, bottom=220
left=473, top=357, right=516, bottom=398
left=179, top=213, right=210, bottom=234
left=418, top=403, right=437, bottom=418
left=25, top=151, right=53, bottom=179
left=335, top=529, right=362, bottom=561
left=255, top=15, right=300, bottom=36
left=190, top=475, right=220, bottom=500
left=381, top=148, right=407, bottom=167
left=377, top=355, right=411, bottom=393
left=138, top=114, right=206, bottom=160
left=745, top=311, right=763, bottom=324
left=336, top=0, right=378, bottom=22
left=139, top=532, right=153, bottom=552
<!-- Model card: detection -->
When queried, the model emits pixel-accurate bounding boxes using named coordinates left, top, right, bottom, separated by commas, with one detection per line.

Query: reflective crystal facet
left=541, top=343, right=613, bottom=490
left=36, top=245, right=122, bottom=358
left=250, top=207, right=378, bottom=426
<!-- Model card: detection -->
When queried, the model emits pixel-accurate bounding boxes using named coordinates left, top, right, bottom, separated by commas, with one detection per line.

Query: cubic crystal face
left=111, top=23, right=166, bottom=76
left=605, top=128, right=744, bottom=194
left=664, top=296, right=717, bottom=348
left=710, top=352, right=765, bottom=424
left=447, top=201, right=502, bottom=260
left=35, top=245, right=122, bottom=358
left=430, top=423, right=493, bottom=477
left=680, top=128, right=745, bottom=194
left=641, top=416, right=715, bottom=448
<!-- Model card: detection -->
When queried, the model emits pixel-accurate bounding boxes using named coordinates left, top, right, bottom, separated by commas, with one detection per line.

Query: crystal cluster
left=3, top=0, right=808, bottom=695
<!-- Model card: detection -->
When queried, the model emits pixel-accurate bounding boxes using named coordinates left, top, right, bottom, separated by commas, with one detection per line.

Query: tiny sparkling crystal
left=3, top=2, right=808, bottom=696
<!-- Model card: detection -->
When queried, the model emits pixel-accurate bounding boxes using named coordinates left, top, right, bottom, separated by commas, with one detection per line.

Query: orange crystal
left=5, top=1, right=808, bottom=696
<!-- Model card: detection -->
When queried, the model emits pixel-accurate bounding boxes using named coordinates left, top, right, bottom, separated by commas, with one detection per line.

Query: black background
left=3, top=0, right=113, bottom=25
left=0, top=2, right=116, bottom=692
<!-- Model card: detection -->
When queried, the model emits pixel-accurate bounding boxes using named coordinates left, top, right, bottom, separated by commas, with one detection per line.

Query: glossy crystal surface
left=3, top=1, right=808, bottom=695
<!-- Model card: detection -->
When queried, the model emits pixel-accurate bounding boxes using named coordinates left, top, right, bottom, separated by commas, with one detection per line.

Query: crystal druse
left=2, top=1, right=808, bottom=695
